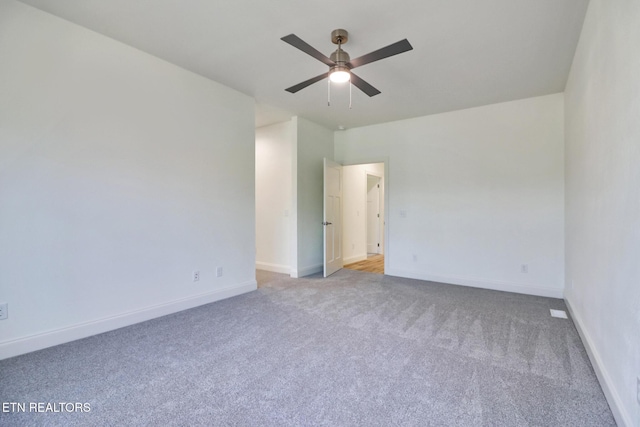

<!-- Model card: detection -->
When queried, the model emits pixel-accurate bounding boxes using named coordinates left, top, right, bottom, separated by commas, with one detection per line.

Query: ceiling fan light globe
left=329, top=70, right=350, bottom=83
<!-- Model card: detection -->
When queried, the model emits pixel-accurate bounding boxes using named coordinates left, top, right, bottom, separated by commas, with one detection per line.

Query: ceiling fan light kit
left=329, top=66, right=350, bottom=83
left=281, top=29, right=413, bottom=105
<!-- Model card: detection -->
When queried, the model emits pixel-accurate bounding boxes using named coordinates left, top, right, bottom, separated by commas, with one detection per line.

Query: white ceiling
left=19, top=0, right=590, bottom=130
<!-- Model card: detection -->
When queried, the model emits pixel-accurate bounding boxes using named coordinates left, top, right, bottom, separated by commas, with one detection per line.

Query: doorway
left=341, top=162, right=385, bottom=275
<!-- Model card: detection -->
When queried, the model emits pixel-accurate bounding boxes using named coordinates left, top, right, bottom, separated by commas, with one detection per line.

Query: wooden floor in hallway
left=344, top=254, right=384, bottom=274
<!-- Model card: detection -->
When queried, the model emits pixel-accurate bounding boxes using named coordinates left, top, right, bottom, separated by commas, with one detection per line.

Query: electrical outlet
left=0, top=303, right=8, bottom=320
left=193, top=271, right=200, bottom=282
left=521, top=264, right=528, bottom=273
left=216, top=267, right=223, bottom=277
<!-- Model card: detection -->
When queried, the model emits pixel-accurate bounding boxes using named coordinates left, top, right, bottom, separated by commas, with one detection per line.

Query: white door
left=323, top=158, right=343, bottom=277
left=367, top=175, right=381, bottom=254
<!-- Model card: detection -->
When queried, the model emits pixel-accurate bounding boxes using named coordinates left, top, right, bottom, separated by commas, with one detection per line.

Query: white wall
left=342, top=163, right=385, bottom=264
left=336, top=94, right=565, bottom=298
left=291, top=117, right=334, bottom=277
left=0, top=1, right=256, bottom=359
left=564, top=1, right=640, bottom=425
left=255, top=121, right=293, bottom=274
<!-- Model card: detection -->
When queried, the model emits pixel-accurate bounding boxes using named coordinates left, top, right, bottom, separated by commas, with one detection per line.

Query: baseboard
left=344, top=254, right=367, bottom=265
left=291, top=264, right=323, bottom=278
left=255, top=261, right=290, bottom=274
left=385, top=268, right=563, bottom=299
left=0, top=280, right=257, bottom=361
left=564, top=297, right=632, bottom=427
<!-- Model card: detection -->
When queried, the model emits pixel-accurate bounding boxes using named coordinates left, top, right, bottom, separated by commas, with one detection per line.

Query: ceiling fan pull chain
left=328, top=79, right=331, bottom=106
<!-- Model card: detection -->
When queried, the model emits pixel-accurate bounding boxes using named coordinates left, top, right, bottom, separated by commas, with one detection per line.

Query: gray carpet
left=0, top=269, right=615, bottom=426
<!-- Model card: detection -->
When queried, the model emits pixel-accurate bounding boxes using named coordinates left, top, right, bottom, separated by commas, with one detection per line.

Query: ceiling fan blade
left=347, top=39, right=413, bottom=69
left=350, top=73, right=381, bottom=97
left=285, top=72, right=329, bottom=93
left=281, top=34, right=335, bottom=66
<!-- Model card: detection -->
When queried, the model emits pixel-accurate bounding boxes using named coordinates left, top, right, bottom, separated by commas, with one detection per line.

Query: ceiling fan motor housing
left=330, top=49, right=350, bottom=64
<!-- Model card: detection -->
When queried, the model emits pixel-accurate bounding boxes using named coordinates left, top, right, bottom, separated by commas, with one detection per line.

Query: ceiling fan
left=281, top=29, right=413, bottom=97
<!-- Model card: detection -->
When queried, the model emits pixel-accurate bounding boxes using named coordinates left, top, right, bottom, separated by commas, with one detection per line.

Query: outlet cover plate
left=0, top=303, right=7, bottom=320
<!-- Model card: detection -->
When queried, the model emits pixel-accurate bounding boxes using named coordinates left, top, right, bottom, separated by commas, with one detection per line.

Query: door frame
left=340, top=157, right=390, bottom=274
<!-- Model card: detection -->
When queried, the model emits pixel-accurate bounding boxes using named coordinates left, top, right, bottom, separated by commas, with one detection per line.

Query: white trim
left=255, top=261, right=290, bottom=274
left=344, top=254, right=368, bottom=265
left=0, top=280, right=257, bottom=361
left=291, top=264, right=323, bottom=278
left=564, top=298, right=632, bottom=427
left=385, top=268, right=563, bottom=298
